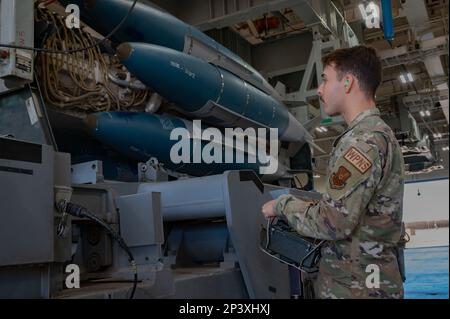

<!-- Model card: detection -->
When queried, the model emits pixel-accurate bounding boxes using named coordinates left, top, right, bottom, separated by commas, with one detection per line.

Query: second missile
left=116, top=42, right=308, bottom=143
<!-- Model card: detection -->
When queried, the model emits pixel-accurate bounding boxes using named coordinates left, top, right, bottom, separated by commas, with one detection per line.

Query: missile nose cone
left=84, top=114, right=97, bottom=134
left=116, top=43, right=133, bottom=61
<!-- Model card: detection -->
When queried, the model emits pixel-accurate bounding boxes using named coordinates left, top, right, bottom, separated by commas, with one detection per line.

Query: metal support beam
left=291, top=0, right=359, bottom=47
left=401, top=0, right=449, bottom=123
left=403, top=89, right=449, bottom=113
left=266, top=64, right=307, bottom=79
left=418, top=119, right=448, bottom=127
left=179, top=0, right=358, bottom=47
left=183, top=0, right=312, bottom=31
left=378, top=36, right=448, bottom=68
left=284, top=34, right=345, bottom=125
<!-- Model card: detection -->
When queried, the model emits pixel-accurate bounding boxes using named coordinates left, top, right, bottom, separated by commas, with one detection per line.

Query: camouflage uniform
left=274, top=108, right=405, bottom=299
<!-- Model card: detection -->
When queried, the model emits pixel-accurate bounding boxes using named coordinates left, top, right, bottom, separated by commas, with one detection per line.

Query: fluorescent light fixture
left=425, top=110, right=431, bottom=116
left=400, top=73, right=414, bottom=83
left=313, top=174, right=321, bottom=179
left=321, top=126, right=328, bottom=132
left=399, top=74, right=407, bottom=84
left=420, top=111, right=425, bottom=117
left=406, top=73, right=414, bottom=82
left=434, top=133, right=442, bottom=139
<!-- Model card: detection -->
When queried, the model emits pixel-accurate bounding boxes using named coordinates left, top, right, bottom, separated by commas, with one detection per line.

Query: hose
left=56, top=201, right=138, bottom=299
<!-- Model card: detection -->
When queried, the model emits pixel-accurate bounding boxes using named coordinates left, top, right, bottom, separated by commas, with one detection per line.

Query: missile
left=84, top=111, right=289, bottom=179
left=115, top=42, right=311, bottom=143
left=59, top=0, right=321, bottom=148
left=58, top=0, right=281, bottom=100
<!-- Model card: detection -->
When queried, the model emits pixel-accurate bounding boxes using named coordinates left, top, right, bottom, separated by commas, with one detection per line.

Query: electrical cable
left=34, top=5, right=148, bottom=111
left=57, top=201, right=138, bottom=299
left=0, top=0, right=139, bottom=54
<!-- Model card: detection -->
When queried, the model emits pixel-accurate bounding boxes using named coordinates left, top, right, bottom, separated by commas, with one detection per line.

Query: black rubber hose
left=59, top=201, right=138, bottom=299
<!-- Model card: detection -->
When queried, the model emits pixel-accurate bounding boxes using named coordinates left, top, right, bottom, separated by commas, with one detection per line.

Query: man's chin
left=324, top=108, right=340, bottom=117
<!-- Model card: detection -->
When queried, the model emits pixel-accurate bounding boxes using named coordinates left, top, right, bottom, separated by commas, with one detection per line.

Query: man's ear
left=344, top=75, right=354, bottom=93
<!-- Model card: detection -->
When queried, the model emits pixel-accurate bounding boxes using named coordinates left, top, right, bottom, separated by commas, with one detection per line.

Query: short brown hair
left=322, top=45, right=382, bottom=99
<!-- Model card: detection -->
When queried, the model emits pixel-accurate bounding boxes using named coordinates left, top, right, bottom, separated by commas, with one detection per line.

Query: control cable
left=56, top=200, right=138, bottom=299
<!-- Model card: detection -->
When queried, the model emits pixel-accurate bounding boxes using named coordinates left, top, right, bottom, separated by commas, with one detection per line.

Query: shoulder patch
left=329, top=166, right=352, bottom=190
left=343, top=147, right=372, bottom=174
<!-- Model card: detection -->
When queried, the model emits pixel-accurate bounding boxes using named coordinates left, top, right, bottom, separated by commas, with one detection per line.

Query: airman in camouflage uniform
left=273, top=107, right=405, bottom=299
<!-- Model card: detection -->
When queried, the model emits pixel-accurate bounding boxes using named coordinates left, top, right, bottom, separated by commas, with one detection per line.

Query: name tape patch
left=343, top=147, right=372, bottom=174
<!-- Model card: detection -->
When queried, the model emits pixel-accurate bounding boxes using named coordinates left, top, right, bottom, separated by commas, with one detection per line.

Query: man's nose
left=317, top=83, right=323, bottom=96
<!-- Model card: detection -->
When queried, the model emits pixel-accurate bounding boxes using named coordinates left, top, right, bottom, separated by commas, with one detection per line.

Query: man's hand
left=261, top=199, right=277, bottom=219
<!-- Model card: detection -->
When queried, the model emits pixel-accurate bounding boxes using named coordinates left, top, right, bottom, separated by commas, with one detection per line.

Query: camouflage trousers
left=312, top=271, right=404, bottom=299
